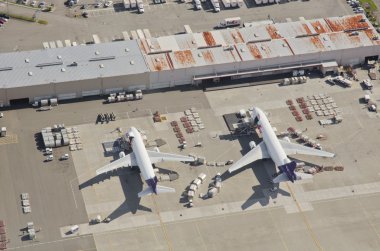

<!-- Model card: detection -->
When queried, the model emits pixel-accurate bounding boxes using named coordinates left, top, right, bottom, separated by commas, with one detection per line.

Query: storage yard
left=1, top=68, right=380, bottom=250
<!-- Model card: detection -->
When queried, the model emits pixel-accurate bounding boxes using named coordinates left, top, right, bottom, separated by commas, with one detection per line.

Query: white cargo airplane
left=96, top=127, right=195, bottom=197
left=228, top=107, right=335, bottom=183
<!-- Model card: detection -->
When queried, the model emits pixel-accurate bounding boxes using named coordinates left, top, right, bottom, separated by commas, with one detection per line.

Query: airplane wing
left=279, top=140, right=335, bottom=158
left=146, top=150, right=195, bottom=164
left=228, top=142, right=270, bottom=173
left=96, top=153, right=137, bottom=175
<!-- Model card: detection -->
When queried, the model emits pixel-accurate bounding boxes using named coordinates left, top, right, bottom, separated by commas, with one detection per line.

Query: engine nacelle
left=283, top=136, right=291, bottom=143
left=249, top=141, right=257, bottom=149
left=154, top=147, right=160, bottom=153
left=119, top=151, right=126, bottom=158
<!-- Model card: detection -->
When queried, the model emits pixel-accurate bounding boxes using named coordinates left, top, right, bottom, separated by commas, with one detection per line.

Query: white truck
left=210, top=0, right=220, bottom=12
left=194, top=0, right=202, bottom=10
left=216, top=17, right=241, bottom=29
left=130, top=0, right=137, bottom=9
left=221, top=0, right=230, bottom=7
left=136, top=0, right=144, bottom=12
left=123, top=0, right=130, bottom=8
left=230, top=0, right=237, bottom=7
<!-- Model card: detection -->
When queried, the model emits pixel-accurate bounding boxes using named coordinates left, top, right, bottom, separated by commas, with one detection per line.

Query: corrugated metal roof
left=309, top=19, right=332, bottom=34
left=325, top=15, right=370, bottom=32
left=1, top=14, right=378, bottom=85
left=0, top=40, right=149, bottom=88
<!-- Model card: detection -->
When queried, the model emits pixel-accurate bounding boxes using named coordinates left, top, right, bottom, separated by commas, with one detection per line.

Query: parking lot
left=0, top=0, right=353, bottom=52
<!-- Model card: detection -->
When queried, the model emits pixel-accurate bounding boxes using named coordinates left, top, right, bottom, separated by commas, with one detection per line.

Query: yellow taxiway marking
left=0, top=134, right=18, bottom=145
left=286, top=183, right=323, bottom=251
left=151, top=195, right=173, bottom=251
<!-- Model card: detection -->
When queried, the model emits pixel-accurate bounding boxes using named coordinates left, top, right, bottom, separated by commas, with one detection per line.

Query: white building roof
left=0, top=40, right=149, bottom=88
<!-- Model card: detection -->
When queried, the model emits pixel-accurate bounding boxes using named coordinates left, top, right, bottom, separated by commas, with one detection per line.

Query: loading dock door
left=57, top=93, right=77, bottom=100
left=82, top=90, right=101, bottom=97
left=10, top=97, right=30, bottom=106
left=104, top=88, right=123, bottom=94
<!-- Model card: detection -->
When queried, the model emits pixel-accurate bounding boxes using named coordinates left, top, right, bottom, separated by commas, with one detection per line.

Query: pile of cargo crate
left=41, top=124, right=70, bottom=148
left=170, top=121, right=186, bottom=144
left=181, top=107, right=205, bottom=133
left=286, top=99, right=303, bottom=122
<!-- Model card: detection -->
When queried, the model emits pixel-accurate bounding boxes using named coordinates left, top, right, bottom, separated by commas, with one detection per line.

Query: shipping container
left=221, top=0, right=230, bottom=8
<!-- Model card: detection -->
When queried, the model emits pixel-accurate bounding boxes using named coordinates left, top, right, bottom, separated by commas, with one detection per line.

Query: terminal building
left=0, top=14, right=379, bottom=106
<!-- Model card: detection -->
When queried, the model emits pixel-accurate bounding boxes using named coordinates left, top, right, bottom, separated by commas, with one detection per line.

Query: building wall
left=0, top=72, right=150, bottom=105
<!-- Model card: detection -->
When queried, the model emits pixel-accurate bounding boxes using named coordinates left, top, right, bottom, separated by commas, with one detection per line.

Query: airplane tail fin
left=138, top=187, right=154, bottom=197
left=273, top=161, right=313, bottom=183
left=137, top=185, right=175, bottom=197
left=156, top=185, right=176, bottom=194
left=272, top=171, right=313, bottom=183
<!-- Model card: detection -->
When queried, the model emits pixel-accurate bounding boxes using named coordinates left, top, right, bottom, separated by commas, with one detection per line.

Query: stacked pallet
left=170, top=121, right=186, bottom=144
left=306, top=94, right=340, bottom=117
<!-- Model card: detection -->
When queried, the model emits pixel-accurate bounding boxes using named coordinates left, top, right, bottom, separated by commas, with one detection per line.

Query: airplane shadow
left=79, top=167, right=152, bottom=222
left=220, top=134, right=291, bottom=210
left=105, top=172, right=152, bottom=221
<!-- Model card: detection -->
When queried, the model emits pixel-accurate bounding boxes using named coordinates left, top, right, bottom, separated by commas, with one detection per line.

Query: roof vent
left=130, top=60, right=135, bottom=65
left=254, top=33, right=258, bottom=37
left=240, top=48, right=246, bottom=52
left=89, top=56, right=116, bottom=62
left=99, top=64, right=104, bottom=68
left=155, top=58, right=160, bottom=62
left=28, top=71, right=33, bottom=76
left=224, top=45, right=234, bottom=51
left=25, top=58, right=30, bottom=63
left=57, top=55, right=62, bottom=59
left=95, top=51, right=100, bottom=55
left=0, top=67, right=13, bottom=72
left=36, top=62, right=63, bottom=68
left=125, top=48, right=130, bottom=52
left=61, top=68, right=66, bottom=72
left=198, top=53, right=203, bottom=57
left=192, top=40, right=196, bottom=44
left=282, top=43, right=287, bottom=47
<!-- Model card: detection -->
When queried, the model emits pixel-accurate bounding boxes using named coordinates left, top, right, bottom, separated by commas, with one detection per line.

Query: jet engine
left=119, top=151, right=126, bottom=158
left=249, top=141, right=257, bottom=149
left=283, top=136, right=291, bottom=143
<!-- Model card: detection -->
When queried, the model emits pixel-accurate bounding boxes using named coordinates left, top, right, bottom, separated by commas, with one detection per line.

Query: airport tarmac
left=1, top=68, right=380, bottom=250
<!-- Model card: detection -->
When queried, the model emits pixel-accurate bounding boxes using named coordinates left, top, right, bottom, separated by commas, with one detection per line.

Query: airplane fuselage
left=128, top=127, right=157, bottom=193
left=253, top=108, right=291, bottom=167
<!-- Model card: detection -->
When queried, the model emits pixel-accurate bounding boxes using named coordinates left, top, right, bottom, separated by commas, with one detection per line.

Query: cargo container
left=123, top=0, right=130, bottom=8
left=230, top=0, right=237, bottom=7
left=237, top=0, right=243, bottom=7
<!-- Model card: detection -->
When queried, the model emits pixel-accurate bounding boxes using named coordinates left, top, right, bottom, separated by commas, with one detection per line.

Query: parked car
left=104, top=0, right=113, bottom=7
left=45, top=155, right=54, bottom=161
left=59, top=154, right=69, bottom=160
left=38, top=1, right=46, bottom=8
left=30, top=0, right=37, bottom=6
left=0, top=17, right=8, bottom=22
left=0, top=20, right=5, bottom=25
left=95, top=2, right=102, bottom=7
left=0, top=14, right=9, bottom=19
left=22, top=0, right=29, bottom=4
